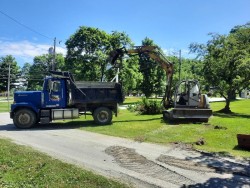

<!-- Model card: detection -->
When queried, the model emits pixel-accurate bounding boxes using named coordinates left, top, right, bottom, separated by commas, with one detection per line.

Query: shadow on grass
left=213, top=112, right=250, bottom=119
left=233, top=145, right=250, bottom=152
left=113, top=117, right=162, bottom=123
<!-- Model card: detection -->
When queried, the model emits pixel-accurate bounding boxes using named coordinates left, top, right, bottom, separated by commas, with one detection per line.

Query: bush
left=128, top=97, right=163, bottom=115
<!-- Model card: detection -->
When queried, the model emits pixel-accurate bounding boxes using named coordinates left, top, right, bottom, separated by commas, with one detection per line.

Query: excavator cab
left=163, top=80, right=212, bottom=122
left=175, top=80, right=200, bottom=107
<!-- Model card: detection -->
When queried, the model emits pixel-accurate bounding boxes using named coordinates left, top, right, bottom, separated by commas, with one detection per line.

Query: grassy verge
left=70, top=99, right=250, bottom=158
left=122, top=97, right=161, bottom=105
left=0, top=138, right=128, bottom=188
left=0, top=102, right=10, bottom=113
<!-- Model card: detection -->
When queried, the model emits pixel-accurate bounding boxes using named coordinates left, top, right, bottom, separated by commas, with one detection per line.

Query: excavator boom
left=110, top=46, right=174, bottom=108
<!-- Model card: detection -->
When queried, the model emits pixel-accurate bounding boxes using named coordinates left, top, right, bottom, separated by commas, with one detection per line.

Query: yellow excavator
left=110, top=46, right=212, bottom=122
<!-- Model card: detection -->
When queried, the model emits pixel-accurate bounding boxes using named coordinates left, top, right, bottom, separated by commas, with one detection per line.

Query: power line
left=0, top=9, right=52, bottom=40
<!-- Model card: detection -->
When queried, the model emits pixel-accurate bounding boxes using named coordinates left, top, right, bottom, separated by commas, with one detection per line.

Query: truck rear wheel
left=93, top=107, right=112, bottom=125
left=13, top=109, right=37, bottom=129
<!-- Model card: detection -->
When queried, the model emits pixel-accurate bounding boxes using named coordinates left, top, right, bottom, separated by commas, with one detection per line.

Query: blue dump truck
left=10, top=71, right=124, bottom=128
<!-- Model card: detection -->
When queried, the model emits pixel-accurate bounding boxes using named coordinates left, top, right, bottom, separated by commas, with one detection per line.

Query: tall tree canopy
left=0, top=55, right=19, bottom=92
left=27, top=54, right=65, bottom=90
left=190, top=22, right=250, bottom=112
left=139, top=37, right=166, bottom=97
left=65, top=26, right=132, bottom=81
left=118, top=55, right=143, bottom=95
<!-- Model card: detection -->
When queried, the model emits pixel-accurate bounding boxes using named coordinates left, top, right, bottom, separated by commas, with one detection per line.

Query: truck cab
left=43, top=77, right=68, bottom=109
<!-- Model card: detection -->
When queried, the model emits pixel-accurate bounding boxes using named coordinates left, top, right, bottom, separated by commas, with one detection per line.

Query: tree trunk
left=224, top=99, right=231, bottom=113
left=219, top=90, right=232, bottom=113
left=230, top=90, right=236, bottom=100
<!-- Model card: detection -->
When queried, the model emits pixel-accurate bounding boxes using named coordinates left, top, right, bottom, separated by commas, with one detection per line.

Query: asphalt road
left=0, top=112, right=250, bottom=188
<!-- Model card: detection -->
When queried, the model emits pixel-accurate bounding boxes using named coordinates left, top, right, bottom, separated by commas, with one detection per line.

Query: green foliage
left=128, top=97, right=164, bottom=115
left=0, top=55, right=20, bottom=92
left=0, top=101, right=10, bottom=112
left=21, top=62, right=31, bottom=77
left=65, top=26, right=133, bottom=82
left=190, top=22, right=250, bottom=112
left=139, top=37, right=166, bottom=97
left=27, top=54, right=65, bottom=90
left=119, top=56, right=143, bottom=95
left=0, top=138, right=127, bottom=188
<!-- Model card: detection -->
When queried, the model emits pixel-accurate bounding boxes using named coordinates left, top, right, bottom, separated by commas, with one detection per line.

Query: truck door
left=44, top=79, right=66, bottom=108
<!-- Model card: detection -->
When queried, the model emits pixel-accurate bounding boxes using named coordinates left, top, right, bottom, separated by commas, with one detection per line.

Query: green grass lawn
left=73, top=99, right=250, bottom=158
left=0, top=102, right=10, bottom=113
left=122, top=96, right=161, bottom=105
left=0, top=138, right=128, bottom=188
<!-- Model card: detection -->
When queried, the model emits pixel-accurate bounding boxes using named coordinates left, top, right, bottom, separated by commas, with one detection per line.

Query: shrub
left=128, top=97, right=163, bottom=115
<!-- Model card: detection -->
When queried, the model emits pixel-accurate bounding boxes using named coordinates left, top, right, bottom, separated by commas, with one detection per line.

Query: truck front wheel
left=93, top=107, right=112, bottom=125
left=13, top=109, right=37, bottom=129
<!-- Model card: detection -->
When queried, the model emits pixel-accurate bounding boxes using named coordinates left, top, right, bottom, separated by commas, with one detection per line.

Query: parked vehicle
left=10, top=71, right=124, bottom=128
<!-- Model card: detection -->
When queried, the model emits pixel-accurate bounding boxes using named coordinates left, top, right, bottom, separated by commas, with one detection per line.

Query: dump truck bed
left=71, top=81, right=124, bottom=106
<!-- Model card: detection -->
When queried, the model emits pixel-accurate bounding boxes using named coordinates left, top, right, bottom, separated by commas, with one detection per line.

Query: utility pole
left=116, top=68, right=119, bottom=83
left=7, top=62, right=11, bottom=110
left=179, top=50, right=181, bottom=81
left=52, top=37, right=56, bottom=71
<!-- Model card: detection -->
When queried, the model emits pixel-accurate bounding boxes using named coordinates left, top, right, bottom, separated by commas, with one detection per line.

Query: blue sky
left=0, top=0, right=249, bottom=67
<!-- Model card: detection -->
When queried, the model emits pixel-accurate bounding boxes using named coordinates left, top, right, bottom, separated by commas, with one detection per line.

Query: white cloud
left=0, top=40, right=67, bottom=63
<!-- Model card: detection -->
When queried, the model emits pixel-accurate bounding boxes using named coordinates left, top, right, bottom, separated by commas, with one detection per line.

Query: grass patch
left=122, top=97, right=142, bottom=105
left=122, top=97, right=161, bottom=105
left=0, top=138, right=128, bottom=188
left=0, top=102, right=10, bottom=113
left=66, top=99, right=250, bottom=158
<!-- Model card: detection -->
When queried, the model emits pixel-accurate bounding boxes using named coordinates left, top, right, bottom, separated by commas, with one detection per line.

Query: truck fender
left=11, top=103, right=39, bottom=118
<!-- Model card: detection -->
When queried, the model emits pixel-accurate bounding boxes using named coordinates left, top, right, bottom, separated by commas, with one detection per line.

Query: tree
left=21, top=62, right=31, bottom=77
left=118, top=56, right=143, bottom=95
left=190, top=23, right=250, bottom=112
left=65, top=26, right=132, bottom=81
left=27, top=54, right=65, bottom=90
left=139, top=37, right=166, bottom=97
left=0, top=55, right=20, bottom=92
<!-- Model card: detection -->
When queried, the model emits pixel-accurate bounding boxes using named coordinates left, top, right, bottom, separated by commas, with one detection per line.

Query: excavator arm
left=109, top=46, right=174, bottom=108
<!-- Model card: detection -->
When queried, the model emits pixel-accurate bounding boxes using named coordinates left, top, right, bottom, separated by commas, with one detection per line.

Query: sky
left=0, top=0, right=250, bottom=67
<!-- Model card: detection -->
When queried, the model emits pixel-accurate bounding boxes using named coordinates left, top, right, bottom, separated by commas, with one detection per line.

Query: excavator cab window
left=188, top=81, right=200, bottom=106
left=189, top=83, right=199, bottom=97
left=176, top=81, right=188, bottom=105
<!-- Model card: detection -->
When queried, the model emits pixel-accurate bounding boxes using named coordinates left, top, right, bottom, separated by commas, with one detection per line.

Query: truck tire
left=13, top=109, right=37, bottom=129
left=93, top=107, right=112, bottom=125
